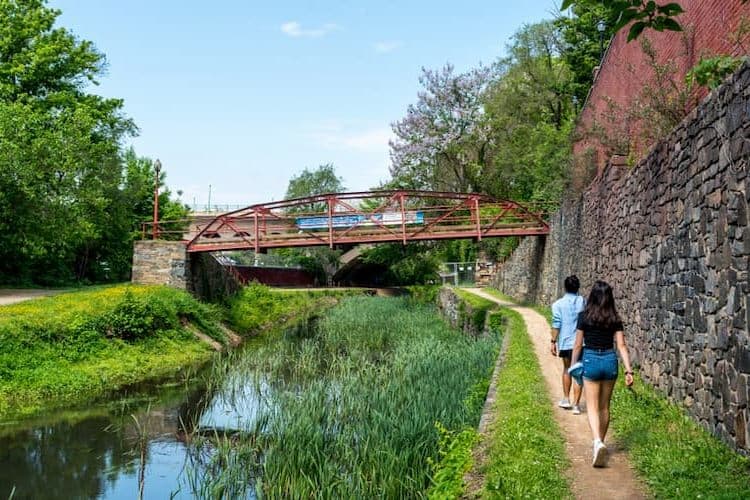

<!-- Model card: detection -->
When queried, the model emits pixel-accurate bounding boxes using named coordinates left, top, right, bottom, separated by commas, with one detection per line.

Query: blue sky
left=53, top=1, right=560, bottom=206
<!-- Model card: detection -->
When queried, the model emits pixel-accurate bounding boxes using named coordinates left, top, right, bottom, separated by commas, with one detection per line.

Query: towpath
left=464, top=288, right=647, bottom=500
left=0, top=289, right=63, bottom=306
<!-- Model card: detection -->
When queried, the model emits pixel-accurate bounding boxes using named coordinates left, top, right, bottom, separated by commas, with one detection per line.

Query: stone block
left=739, top=374, right=749, bottom=407
left=736, top=410, right=747, bottom=449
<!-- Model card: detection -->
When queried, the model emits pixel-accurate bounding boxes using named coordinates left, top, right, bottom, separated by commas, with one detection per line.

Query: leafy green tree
left=284, top=163, right=343, bottom=200
left=560, top=1, right=685, bottom=41
left=483, top=21, right=575, bottom=203
left=555, top=0, right=619, bottom=102
left=0, top=1, right=135, bottom=284
left=284, top=162, right=344, bottom=214
left=0, top=1, right=185, bottom=284
left=273, top=163, right=345, bottom=283
left=361, top=243, right=440, bottom=285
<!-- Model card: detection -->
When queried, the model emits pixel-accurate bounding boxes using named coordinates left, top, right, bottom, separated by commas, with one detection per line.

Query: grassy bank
left=189, top=295, right=502, bottom=498
left=476, top=307, right=571, bottom=498
left=612, top=377, right=750, bottom=498
left=0, top=285, right=226, bottom=419
left=0, top=283, right=349, bottom=421
left=533, top=303, right=750, bottom=498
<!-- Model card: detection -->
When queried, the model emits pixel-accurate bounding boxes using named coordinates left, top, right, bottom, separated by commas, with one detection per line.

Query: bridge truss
left=150, top=190, right=551, bottom=253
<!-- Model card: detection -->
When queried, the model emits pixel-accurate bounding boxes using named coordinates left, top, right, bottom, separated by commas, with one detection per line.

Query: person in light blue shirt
left=551, top=275, right=585, bottom=413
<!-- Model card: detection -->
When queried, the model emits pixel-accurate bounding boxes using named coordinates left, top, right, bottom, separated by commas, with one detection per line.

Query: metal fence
left=439, top=262, right=479, bottom=286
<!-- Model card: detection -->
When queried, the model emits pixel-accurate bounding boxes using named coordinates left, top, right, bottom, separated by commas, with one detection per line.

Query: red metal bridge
left=147, top=190, right=551, bottom=253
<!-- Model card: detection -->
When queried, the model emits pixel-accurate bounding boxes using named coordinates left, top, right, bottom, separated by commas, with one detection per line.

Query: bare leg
left=584, top=379, right=603, bottom=440
left=573, top=379, right=583, bottom=406
left=561, top=357, right=572, bottom=399
left=598, top=379, right=616, bottom=440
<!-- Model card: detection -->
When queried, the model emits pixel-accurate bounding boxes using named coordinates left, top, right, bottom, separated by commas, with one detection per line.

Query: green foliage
left=405, top=284, right=440, bottom=305
left=0, top=284, right=224, bottom=419
left=361, top=243, right=441, bottom=285
left=427, top=422, right=479, bottom=499
left=455, top=288, right=497, bottom=332
left=687, top=55, right=746, bottom=89
left=95, top=290, right=174, bottom=341
left=193, top=296, right=502, bottom=498
left=0, top=1, right=185, bottom=285
left=560, top=0, right=685, bottom=42
left=611, top=373, right=750, bottom=498
left=284, top=162, right=344, bottom=211
left=482, top=21, right=574, bottom=205
left=480, top=308, right=572, bottom=498
left=555, top=0, right=619, bottom=102
left=226, top=283, right=347, bottom=334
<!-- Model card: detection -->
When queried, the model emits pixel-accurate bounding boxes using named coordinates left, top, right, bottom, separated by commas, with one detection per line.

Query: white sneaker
left=593, top=439, right=608, bottom=467
left=572, top=405, right=582, bottom=415
left=558, top=398, right=572, bottom=409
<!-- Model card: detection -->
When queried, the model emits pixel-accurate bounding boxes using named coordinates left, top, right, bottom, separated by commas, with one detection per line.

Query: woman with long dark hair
left=571, top=280, right=634, bottom=467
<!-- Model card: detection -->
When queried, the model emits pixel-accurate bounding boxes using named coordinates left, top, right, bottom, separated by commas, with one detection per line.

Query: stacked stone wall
left=437, top=287, right=493, bottom=337
left=131, top=241, right=190, bottom=290
left=494, top=62, right=750, bottom=453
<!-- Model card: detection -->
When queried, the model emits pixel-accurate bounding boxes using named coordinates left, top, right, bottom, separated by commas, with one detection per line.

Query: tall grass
left=612, top=376, right=750, bottom=498
left=189, top=296, right=502, bottom=498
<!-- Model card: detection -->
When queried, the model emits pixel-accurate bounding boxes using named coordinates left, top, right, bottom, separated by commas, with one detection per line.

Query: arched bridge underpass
left=151, top=190, right=551, bottom=253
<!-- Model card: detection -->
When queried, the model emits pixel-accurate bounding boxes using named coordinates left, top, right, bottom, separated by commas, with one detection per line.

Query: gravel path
left=0, top=289, right=63, bottom=306
left=465, top=288, right=647, bottom=500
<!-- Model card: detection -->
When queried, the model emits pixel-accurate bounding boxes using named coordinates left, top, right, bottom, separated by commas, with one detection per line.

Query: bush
left=95, top=291, right=175, bottom=341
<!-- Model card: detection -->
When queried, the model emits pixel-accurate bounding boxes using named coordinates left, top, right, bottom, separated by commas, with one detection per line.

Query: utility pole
left=153, top=159, right=161, bottom=239
left=208, top=184, right=212, bottom=213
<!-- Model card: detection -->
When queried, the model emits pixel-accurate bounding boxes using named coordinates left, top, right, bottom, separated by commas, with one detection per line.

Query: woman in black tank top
left=571, top=280, right=634, bottom=467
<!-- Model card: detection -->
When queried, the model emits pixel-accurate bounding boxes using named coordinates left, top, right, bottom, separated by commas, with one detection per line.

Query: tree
left=274, top=164, right=345, bottom=284
left=560, top=1, right=685, bottom=41
left=482, top=21, right=575, bottom=203
left=284, top=163, right=344, bottom=213
left=389, top=64, right=496, bottom=192
left=284, top=163, right=343, bottom=200
left=555, top=0, right=619, bottom=102
left=0, top=1, right=188, bottom=284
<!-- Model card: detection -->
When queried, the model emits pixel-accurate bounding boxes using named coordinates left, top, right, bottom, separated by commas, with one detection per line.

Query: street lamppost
left=597, top=20, right=607, bottom=62
left=153, top=159, right=161, bottom=240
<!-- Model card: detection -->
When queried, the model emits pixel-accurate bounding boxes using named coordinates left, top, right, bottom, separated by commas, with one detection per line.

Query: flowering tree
left=389, top=64, right=496, bottom=193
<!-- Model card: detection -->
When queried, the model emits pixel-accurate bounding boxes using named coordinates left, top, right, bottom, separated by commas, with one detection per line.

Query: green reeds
left=190, top=296, right=501, bottom=498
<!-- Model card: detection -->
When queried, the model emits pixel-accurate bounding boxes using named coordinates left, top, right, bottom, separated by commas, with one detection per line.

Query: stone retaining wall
left=437, top=287, right=492, bottom=337
left=493, top=62, right=750, bottom=453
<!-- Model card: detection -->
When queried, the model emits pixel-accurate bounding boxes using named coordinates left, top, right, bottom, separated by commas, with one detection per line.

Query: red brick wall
left=575, top=0, right=750, bottom=177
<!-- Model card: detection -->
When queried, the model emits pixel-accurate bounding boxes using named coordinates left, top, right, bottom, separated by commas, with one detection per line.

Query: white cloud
left=373, top=41, right=401, bottom=53
left=310, top=125, right=392, bottom=153
left=281, top=21, right=339, bottom=38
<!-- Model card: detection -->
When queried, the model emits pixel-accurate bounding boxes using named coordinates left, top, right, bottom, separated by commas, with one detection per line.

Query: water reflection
left=0, top=363, right=266, bottom=499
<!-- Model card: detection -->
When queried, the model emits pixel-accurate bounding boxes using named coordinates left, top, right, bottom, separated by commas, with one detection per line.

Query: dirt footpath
left=465, top=288, right=647, bottom=500
left=0, top=289, right=63, bottom=306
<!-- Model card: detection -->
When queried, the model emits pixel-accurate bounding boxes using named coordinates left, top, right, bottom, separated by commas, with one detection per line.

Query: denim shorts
left=582, top=349, right=618, bottom=381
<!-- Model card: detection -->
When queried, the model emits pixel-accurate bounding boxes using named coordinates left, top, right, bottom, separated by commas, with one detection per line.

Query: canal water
left=0, top=347, right=268, bottom=499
